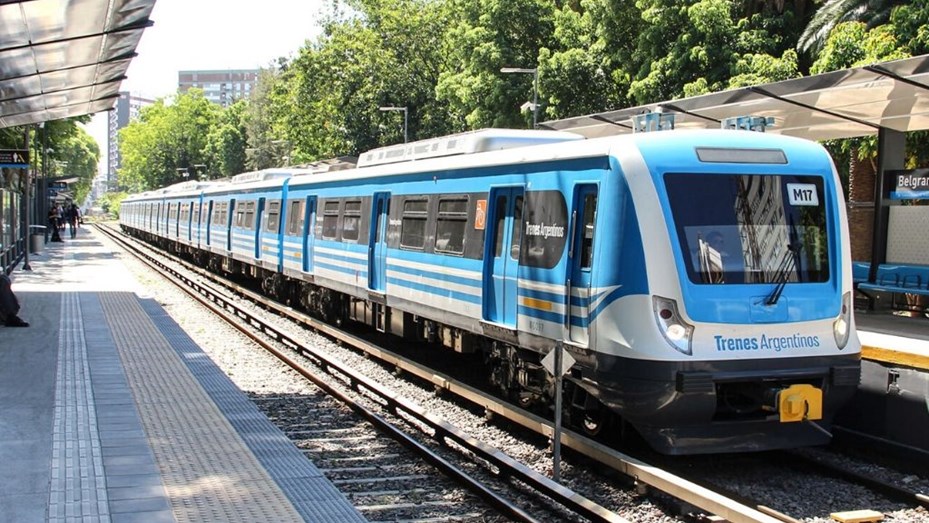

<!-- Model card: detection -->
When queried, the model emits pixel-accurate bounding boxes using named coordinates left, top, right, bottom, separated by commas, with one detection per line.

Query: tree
left=436, top=0, right=558, bottom=129
left=118, top=90, right=220, bottom=191
left=798, top=0, right=904, bottom=56
left=272, top=0, right=453, bottom=160
left=205, top=99, right=248, bottom=177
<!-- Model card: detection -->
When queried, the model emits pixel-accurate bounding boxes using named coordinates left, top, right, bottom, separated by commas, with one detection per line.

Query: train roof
left=357, top=128, right=585, bottom=167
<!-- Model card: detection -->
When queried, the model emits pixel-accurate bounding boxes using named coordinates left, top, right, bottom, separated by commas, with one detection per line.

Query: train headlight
left=653, top=296, right=694, bottom=356
left=833, top=291, right=852, bottom=350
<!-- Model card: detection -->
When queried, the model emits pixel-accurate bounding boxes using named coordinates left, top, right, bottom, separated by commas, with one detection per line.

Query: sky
left=85, top=0, right=327, bottom=173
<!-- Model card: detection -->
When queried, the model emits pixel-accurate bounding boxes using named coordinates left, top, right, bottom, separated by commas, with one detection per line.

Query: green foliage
left=436, top=0, right=557, bottom=129
left=97, top=191, right=127, bottom=218
left=118, top=90, right=220, bottom=191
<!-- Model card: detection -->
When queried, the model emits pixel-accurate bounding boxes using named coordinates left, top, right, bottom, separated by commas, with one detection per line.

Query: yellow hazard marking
left=862, top=345, right=929, bottom=370
left=830, top=509, right=884, bottom=522
left=522, top=297, right=553, bottom=311
left=778, top=384, right=822, bottom=423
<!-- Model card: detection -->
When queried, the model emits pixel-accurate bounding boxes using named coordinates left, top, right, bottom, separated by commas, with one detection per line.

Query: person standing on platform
left=64, top=203, right=77, bottom=239
left=0, top=273, right=29, bottom=327
left=48, top=207, right=62, bottom=242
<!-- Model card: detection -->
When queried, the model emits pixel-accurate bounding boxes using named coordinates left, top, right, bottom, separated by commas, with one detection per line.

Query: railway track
left=98, top=223, right=929, bottom=523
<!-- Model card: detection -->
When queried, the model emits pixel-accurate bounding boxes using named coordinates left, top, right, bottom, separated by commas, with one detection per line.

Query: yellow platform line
left=861, top=345, right=929, bottom=369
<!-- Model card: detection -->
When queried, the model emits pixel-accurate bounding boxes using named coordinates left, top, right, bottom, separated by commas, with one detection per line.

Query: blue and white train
left=120, top=127, right=861, bottom=454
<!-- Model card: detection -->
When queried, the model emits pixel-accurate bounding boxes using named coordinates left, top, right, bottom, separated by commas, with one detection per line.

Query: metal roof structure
left=542, top=54, right=929, bottom=142
left=0, top=0, right=156, bottom=129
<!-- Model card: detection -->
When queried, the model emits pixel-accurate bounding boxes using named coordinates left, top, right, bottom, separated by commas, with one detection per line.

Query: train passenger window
left=401, top=198, right=428, bottom=250
left=265, top=200, right=281, bottom=233
left=286, top=200, right=303, bottom=235
left=580, top=193, right=597, bottom=269
left=510, top=196, right=523, bottom=260
left=234, top=203, right=246, bottom=227
left=342, top=200, right=362, bottom=242
left=435, top=198, right=468, bottom=254
left=322, top=201, right=340, bottom=239
left=244, top=201, right=257, bottom=229
left=493, top=195, right=506, bottom=258
left=192, top=203, right=200, bottom=225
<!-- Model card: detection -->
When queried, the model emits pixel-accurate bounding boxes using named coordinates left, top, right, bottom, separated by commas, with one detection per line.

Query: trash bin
left=29, top=225, right=46, bottom=254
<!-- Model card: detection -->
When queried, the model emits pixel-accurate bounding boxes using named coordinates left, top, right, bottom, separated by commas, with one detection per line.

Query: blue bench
left=853, top=261, right=929, bottom=309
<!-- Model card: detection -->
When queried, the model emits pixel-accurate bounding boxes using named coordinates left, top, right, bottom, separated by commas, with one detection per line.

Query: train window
left=521, top=190, right=569, bottom=269
left=234, top=202, right=246, bottom=227
left=286, top=200, right=303, bottom=236
left=665, top=173, right=830, bottom=284
left=401, top=198, right=428, bottom=250
left=342, top=200, right=362, bottom=242
left=322, top=201, right=340, bottom=239
left=580, top=193, right=597, bottom=269
left=180, top=204, right=189, bottom=223
left=265, top=200, right=281, bottom=233
left=493, top=195, right=506, bottom=258
left=510, top=196, right=523, bottom=260
left=435, top=198, right=468, bottom=254
left=192, top=202, right=200, bottom=225
left=244, top=201, right=257, bottom=229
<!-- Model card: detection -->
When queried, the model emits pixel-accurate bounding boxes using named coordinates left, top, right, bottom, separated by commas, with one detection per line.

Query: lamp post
left=501, top=67, right=539, bottom=129
left=379, top=106, right=408, bottom=143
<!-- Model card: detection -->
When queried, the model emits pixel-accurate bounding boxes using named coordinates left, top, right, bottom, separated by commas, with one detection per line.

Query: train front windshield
left=665, top=173, right=829, bottom=285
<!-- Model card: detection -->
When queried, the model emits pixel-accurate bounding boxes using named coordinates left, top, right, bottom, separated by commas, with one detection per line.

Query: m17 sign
left=0, top=149, right=29, bottom=167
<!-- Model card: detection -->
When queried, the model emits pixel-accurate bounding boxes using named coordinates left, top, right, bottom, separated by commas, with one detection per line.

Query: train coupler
left=769, top=384, right=823, bottom=423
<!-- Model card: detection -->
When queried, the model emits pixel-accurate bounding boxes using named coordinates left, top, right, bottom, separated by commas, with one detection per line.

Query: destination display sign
left=889, top=169, right=929, bottom=199
left=0, top=149, right=29, bottom=166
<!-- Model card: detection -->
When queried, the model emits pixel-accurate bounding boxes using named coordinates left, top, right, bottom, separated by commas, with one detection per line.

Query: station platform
left=0, top=227, right=366, bottom=522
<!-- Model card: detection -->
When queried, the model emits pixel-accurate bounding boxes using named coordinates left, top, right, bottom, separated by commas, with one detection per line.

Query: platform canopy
left=542, top=54, right=929, bottom=142
left=0, top=0, right=156, bottom=129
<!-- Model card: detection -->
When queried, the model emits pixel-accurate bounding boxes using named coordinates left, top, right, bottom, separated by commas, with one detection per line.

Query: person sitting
left=0, top=273, right=29, bottom=327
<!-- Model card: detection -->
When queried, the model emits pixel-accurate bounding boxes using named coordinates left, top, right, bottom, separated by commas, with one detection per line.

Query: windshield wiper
left=765, top=243, right=801, bottom=306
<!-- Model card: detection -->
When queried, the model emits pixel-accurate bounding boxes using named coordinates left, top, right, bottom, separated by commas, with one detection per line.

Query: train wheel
left=581, top=408, right=605, bottom=436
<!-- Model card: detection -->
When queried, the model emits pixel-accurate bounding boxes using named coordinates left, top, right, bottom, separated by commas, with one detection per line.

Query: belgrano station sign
left=890, top=169, right=929, bottom=200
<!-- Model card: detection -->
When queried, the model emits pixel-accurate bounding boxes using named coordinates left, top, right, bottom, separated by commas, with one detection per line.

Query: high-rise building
left=107, top=91, right=155, bottom=191
left=178, top=69, right=259, bottom=107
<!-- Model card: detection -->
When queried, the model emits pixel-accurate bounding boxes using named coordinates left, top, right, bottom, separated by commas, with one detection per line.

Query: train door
left=483, top=186, right=524, bottom=326
left=226, top=199, right=235, bottom=251
left=566, top=185, right=598, bottom=347
left=303, top=196, right=317, bottom=273
left=368, top=192, right=390, bottom=292
left=205, top=200, right=214, bottom=246
left=254, top=198, right=265, bottom=259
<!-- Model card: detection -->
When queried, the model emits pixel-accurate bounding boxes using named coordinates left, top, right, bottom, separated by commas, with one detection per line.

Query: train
left=119, top=126, right=861, bottom=454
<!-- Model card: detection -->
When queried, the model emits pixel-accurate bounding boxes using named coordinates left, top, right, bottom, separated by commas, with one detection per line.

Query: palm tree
left=798, top=0, right=903, bottom=54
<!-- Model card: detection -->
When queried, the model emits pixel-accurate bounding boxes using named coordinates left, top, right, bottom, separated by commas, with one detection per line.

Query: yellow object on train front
left=778, top=384, right=823, bottom=422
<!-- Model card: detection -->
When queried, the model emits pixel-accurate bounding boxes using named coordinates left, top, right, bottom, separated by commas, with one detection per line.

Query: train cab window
left=665, top=173, right=830, bottom=285
left=435, top=197, right=468, bottom=254
left=286, top=200, right=304, bottom=236
left=342, top=200, right=362, bottom=242
left=322, top=201, right=340, bottom=239
left=265, top=200, right=281, bottom=233
left=401, top=198, right=428, bottom=250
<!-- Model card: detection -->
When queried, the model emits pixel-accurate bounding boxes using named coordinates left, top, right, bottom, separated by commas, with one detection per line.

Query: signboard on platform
left=0, top=149, right=29, bottom=167
left=889, top=169, right=929, bottom=199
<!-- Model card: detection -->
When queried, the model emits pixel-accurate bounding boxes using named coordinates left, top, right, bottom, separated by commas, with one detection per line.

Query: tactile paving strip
left=103, top=292, right=365, bottom=522
left=47, top=292, right=111, bottom=523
